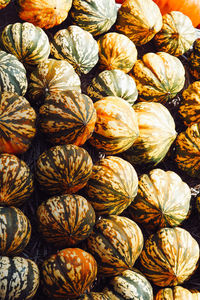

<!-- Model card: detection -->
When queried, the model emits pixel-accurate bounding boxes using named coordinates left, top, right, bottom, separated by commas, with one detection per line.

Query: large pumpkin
left=0, top=92, right=36, bottom=155
left=155, top=286, right=195, bottom=300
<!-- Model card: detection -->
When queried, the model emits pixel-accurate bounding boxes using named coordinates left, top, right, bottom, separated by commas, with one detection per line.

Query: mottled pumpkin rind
left=0, top=0, right=11, bottom=9
left=155, top=286, right=194, bottom=300
left=189, top=39, right=200, bottom=80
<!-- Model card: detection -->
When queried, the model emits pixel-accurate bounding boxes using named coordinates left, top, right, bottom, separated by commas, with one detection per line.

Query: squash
left=39, top=90, right=96, bottom=146
left=154, top=11, right=196, bottom=56
left=70, top=0, right=118, bottom=36
left=0, top=50, right=27, bottom=96
left=130, top=52, right=185, bottom=103
left=0, top=92, right=36, bottom=155
left=36, top=144, right=93, bottom=195
left=0, top=153, right=34, bottom=207
left=189, top=39, right=200, bottom=80
left=0, top=206, right=31, bottom=256
left=98, top=32, right=137, bottom=73
left=50, top=25, right=99, bottom=75
left=115, top=0, right=162, bottom=46
left=139, top=227, right=200, bottom=287
left=85, top=156, right=138, bottom=216
left=86, top=69, right=138, bottom=105
left=78, top=293, right=111, bottom=300
left=155, top=286, right=195, bottom=300
left=122, top=102, right=177, bottom=166
left=42, top=248, right=97, bottom=299
left=86, top=215, right=144, bottom=276
left=0, top=256, right=39, bottom=300
left=88, top=96, right=139, bottom=155
left=0, top=0, right=11, bottom=9
left=37, top=194, right=95, bottom=247
left=128, top=168, right=191, bottom=231
left=1, top=22, right=50, bottom=66
left=15, top=0, right=72, bottom=29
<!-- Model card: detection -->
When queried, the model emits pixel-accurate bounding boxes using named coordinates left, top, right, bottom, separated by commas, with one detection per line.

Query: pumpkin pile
left=1, top=0, right=200, bottom=299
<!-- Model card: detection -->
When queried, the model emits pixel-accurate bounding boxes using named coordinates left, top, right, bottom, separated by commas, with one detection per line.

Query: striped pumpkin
left=36, top=144, right=93, bottom=195
left=155, top=286, right=195, bottom=300
left=86, top=215, right=144, bottom=276
left=87, top=69, right=138, bottom=105
left=42, top=248, right=97, bottom=299
left=0, top=256, right=39, bottom=300
left=139, top=227, right=200, bottom=287
left=98, top=32, right=137, bottom=74
left=115, top=0, right=162, bottom=46
left=128, top=169, right=191, bottom=231
left=37, top=194, right=95, bottom=247
left=89, top=96, right=139, bottom=155
left=1, top=22, right=50, bottom=66
left=0, top=206, right=31, bottom=256
left=189, top=39, right=200, bottom=80
left=70, top=0, right=117, bottom=36
left=85, top=156, right=138, bottom=216
left=79, top=293, right=110, bottom=300
left=0, top=50, right=27, bottom=96
left=0, top=92, right=36, bottom=155
left=0, top=154, right=34, bottom=207
left=0, top=0, right=11, bottom=9
left=39, top=90, right=97, bottom=146
left=50, top=25, right=99, bottom=75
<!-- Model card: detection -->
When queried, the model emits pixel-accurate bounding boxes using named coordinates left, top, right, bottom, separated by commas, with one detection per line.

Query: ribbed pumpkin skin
left=0, top=256, right=39, bottom=300
left=87, top=69, right=138, bottom=105
left=39, top=90, right=97, bottom=146
left=37, top=194, right=95, bottom=247
left=79, top=292, right=110, bottom=300
left=128, top=168, right=191, bottom=231
left=103, top=269, right=153, bottom=300
left=0, top=154, right=34, bottom=207
left=155, top=286, right=194, bottom=300
left=122, top=102, right=177, bottom=166
left=189, top=39, right=200, bottom=80
left=36, top=144, right=93, bottom=195
left=98, top=32, right=137, bottom=74
left=154, top=11, right=196, bottom=57
left=85, top=156, right=138, bottom=216
left=42, top=248, right=97, bottom=299
left=70, top=0, right=117, bottom=36
left=51, top=25, right=99, bottom=75
left=0, top=206, right=31, bottom=256
left=0, top=92, right=36, bottom=155
left=89, top=96, right=139, bottom=155
left=1, top=22, right=50, bottom=65
left=16, top=0, right=72, bottom=29
left=115, top=0, right=162, bottom=46
left=139, top=227, right=200, bottom=287
left=87, top=215, right=144, bottom=276
left=0, top=0, right=11, bottom=9
left=131, top=52, right=185, bottom=104
left=0, top=50, right=27, bottom=96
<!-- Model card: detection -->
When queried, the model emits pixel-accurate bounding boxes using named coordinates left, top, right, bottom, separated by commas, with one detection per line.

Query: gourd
left=78, top=293, right=110, bottom=300
left=0, top=0, right=11, bottom=9
left=189, top=39, right=200, bottom=80
left=155, top=286, right=195, bottom=299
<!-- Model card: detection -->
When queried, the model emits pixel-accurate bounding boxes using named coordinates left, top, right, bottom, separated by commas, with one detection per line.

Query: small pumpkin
left=155, top=286, right=195, bottom=300
left=0, top=153, right=34, bottom=207
left=0, top=92, right=36, bottom=155
left=42, top=248, right=97, bottom=299
left=0, top=256, right=39, bottom=300
left=0, top=0, right=11, bottom=9
left=189, top=39, right=200, bottom=80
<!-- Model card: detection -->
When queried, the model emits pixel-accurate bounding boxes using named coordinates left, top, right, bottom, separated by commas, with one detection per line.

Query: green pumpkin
left=189, top=38, right=200, bottom=80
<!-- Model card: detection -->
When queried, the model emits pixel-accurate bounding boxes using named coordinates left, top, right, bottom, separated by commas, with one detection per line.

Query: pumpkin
left=196, top=195, right=200, bottom=214
left=130, top=52, right=185, bottom=104
left=85, top=156, right=138, bottom=216
left=103, top=269, right=153, bottom=300
left=189, top=39, right=200, bottom=80
left=139, top=227, right=200, bottom=287
left=39, top=90, right=97, bottom=146
left=98, top=32, right=137, bottom=73
left=0, top=153, right=34, bottom=207
left=115, top=0, right=162, bottom=46
left=0, top=0, right=11, bottom=9
left=70, top=0, right=118, bottom=37
left=0, top=256, right=39, bottom=300
left=86, top=215, right=144, bottom=276
left=128, top=168, right=191, bottom=231
left=50, top=25, right=99, bottom=75
left=0, top=50, right=27, bottom=96
left=155, top=286, right=195, bottom=299
left=122, top=102, right=177, bottom=166
left=1, top=22, right=50, bottom=66
left=0, top=92, right=36, bottom=155
left=42, top=248, right=97, bottom=299
left=79, top=292, right=111, bottom=300
left=37, top=194, right=95, bottom=248
left=0, top=206, right=31, bottom=256
left=15, top=0, right=72, bottom=29
left=88, top=96, right=139, bottom=155
left=154, top=11, right=196, bottom=56
left=86, top=69, right=138, bottom=105
left=36, top=144, right=93, bottom=195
